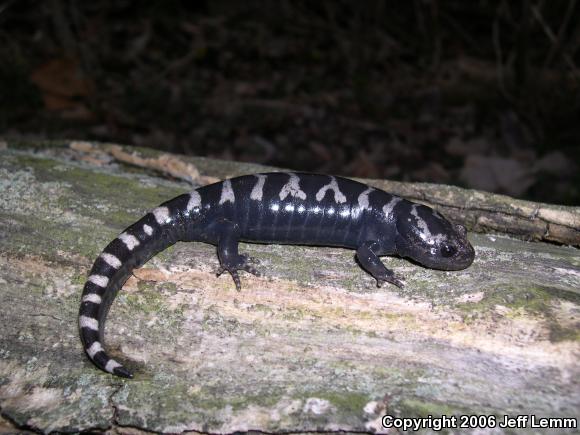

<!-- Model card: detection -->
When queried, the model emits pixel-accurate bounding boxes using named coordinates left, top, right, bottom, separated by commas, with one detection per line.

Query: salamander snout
left=443, top=223, right=475, bottom=270
left=395, top=205, right=475, bottom=271
left=440, top=230, right=475, bottom=270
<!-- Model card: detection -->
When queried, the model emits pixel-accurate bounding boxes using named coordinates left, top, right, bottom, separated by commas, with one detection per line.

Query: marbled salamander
left=79, top=172, right=474, bottom=378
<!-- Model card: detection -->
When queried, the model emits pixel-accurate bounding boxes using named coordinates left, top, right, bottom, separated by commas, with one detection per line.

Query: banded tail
left=79, top=193, right=192, bottom=378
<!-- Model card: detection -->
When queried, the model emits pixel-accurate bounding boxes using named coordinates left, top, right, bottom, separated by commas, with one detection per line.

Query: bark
left=0, top=140, right=579, bottom=434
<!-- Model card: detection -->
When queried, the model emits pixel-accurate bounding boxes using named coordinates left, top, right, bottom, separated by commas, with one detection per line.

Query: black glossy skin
left=79, top=172, right=474, bottom=378
left=191, top=174, right=396, bottom=249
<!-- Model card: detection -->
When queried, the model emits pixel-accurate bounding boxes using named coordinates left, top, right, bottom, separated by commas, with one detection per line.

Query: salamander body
left=79, top=172, right=474, bottom=378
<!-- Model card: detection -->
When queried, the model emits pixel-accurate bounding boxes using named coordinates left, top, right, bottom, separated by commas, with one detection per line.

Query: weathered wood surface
left=0, top=141, right=579, bottom=434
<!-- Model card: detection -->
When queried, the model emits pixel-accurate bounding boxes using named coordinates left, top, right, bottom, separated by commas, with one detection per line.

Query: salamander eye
left=440, top=244, right=457, bottom=258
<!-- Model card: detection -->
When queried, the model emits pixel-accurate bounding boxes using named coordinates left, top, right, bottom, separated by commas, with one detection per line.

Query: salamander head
left=395, top=204, right=474, bottom=270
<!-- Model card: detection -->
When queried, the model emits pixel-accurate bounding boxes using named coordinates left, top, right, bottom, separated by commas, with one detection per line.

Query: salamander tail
left=79, top=194, right=192, bottom=377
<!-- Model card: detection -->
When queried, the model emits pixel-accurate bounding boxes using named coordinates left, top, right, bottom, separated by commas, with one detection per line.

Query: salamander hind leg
left=214, top=219, right=261, bottom=291
left=356, top=241, right=404, bottom=288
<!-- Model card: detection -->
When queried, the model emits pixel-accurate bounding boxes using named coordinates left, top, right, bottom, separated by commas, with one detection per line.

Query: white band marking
left=250, top=174, right=267, bottom=201
left=88, top=274, right=109, bottom=288
left=383, top=197, right=402, bottom=218
left=119, top=232, right=140, bottom=250
left=410, top=204, right=447, bottom=244
left=279, top=173, right=307, bottom=201
left=187, top=190, right=202, bottom=212
left=315, top=176, right=347, bottom=204
left=357, top=187, right=374, bottom=210
left=100, top=253, right=121, bottom=269
left=105, top=359, right=122, bottom=373
left=87, top=341, right=104, bottom=358
left=152, top=206, right=170, bottom=225
left=79, top=316, right=99, bottom=331
left=82, top=293, right=102, bottom=304
left=219, top=179, right=235, bottom=204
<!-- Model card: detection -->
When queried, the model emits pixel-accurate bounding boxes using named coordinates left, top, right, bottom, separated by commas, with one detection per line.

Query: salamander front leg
left=356, top=241, right=404, bottom=288
left=215, top=220, right=261, bottom=291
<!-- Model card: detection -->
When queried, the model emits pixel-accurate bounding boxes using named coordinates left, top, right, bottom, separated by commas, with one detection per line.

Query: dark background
left=0, top=0, right=578, bottom=205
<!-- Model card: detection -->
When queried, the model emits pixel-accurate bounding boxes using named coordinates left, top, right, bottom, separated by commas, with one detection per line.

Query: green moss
left=70, top=272, right=88, bottom=287
left=548, top=322, right=580, bottom=343
left=125, top=145, right=167, bottom=159
left=124, top=287, right=167, bottom=314
left=372, top=365, right=406, bottom=378
left=201, top=306, right=243, bottom=334
left=0, top=152, right=191, bottom=262
left=281, top=307, right=307, bottom=321
left=113, top=279, right=187, bottom=346
left=19, top=153, right=177, bottom=201
left=328, top=360, right=358, bottom=371
left=119, top=379, right=287, bottom=425
left=456, top=286, right=552, bottom=316
left=396, top=397, right=466, bottom=418
left=11, top=152, right=182, bottom=214
left=159, top=281, right=177, bottom=292
left=0, top=211, right=109, bottom=261
left=247, top=303, right=276, bottom=315
left=226, top=391, right=284, bottom=411
left=8, top=153, right=60, bottom=172
left=118, top=382, right=205, bottom=425
left=312, top=391, right=369, bottom=416
left=455, top=285, right=580, bottom=343
left=68, top=166, right=178, bottom=206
